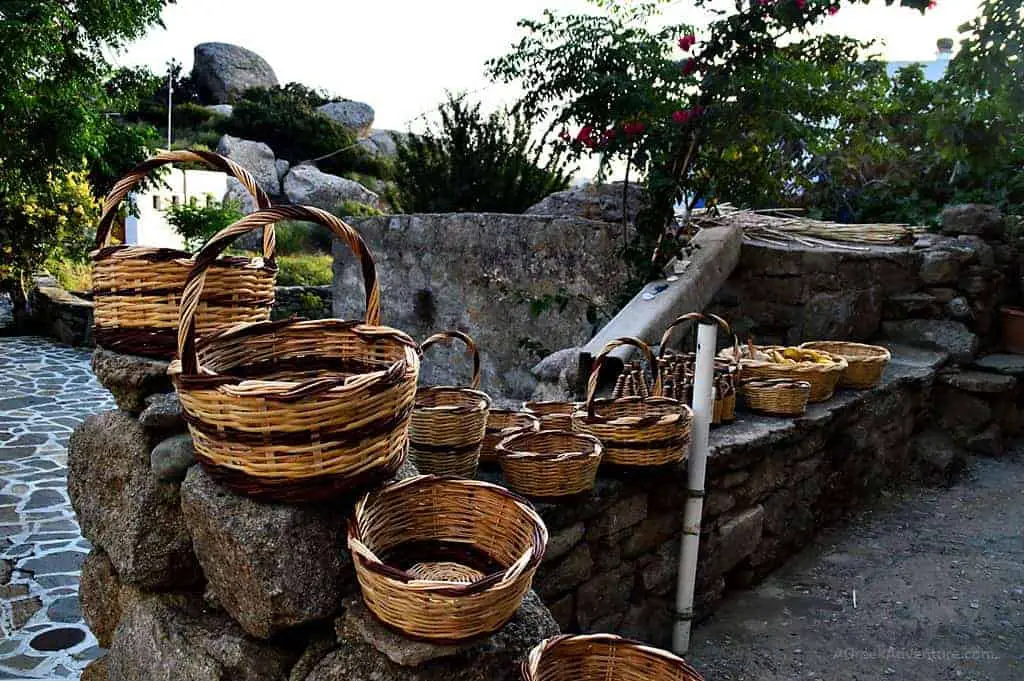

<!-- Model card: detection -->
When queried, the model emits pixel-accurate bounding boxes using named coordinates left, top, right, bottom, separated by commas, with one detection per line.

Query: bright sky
left=117, top=0, right=981, bottom=132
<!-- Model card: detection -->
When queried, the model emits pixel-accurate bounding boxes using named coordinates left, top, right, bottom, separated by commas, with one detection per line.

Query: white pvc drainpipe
left=672, top=319, right=717, bottom=655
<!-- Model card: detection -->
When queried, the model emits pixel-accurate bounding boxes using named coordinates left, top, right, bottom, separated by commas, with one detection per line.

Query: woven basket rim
left=168, top=318, right=419, bottom=399
left=719, top=345, right=848, bottom=373
left=348, top=475, right=547, bottom=595
left=524, top=634, right=705, bottom=681
left=743, top=378, right=812, bottom=390
left=496, top=429, right=603, bottom=461
left=799, top=341, right=892, bottom=361
left=414, top=386, right=492, bottom=413
left=486, top=411, right=540, bottom=433
left=572, top=396, right=692, bottom=426
left=523, top=399, right=578, bottom=413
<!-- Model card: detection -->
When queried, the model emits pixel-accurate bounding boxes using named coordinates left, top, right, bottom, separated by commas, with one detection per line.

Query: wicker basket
left=348, top=475, right=547, bottom=643
left=523, top=634, right=705, bottom=681
left=481, top=410, right=541, bottom=464
left=523, top=400, right=579, bottom=431
left=496, top=430, right=602, bottom=499
left=718, top=344, right=847, bottom=403
left=742, top=378, right=812, bottom=417
left=168, top=205, right=419, bottom=502
left=572, top=337, right=693, bottom=467
left=612, top=312, right=739, bottom=425
left=92, top=150, right=276, bottom=358
left=800, top=341, right=891, bottom=389
left=408, top=331, right=492, bottom=478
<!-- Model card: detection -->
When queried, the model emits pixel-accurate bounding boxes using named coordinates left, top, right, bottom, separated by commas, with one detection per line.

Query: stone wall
left=271, top=285, right=332, bottom=320
left=334, top=214, right=628, bottom=400
left=710, top=204, right=1023, bottom=358
left=29, top=275, right=94, bottom=346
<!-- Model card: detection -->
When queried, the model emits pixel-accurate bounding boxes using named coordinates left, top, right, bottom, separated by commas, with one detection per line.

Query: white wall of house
left=124, top=168, right=227, bottom=250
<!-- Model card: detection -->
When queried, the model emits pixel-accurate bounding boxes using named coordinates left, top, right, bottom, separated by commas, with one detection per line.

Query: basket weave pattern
left=169, top=206, right=419, bottom=502
left=497, top=430, right=603, bottom=498
left=480, top=410, right=541, bottom=463
left=572, top=337, right=692, bottom=467
left=92, top=150, right=276, bottom=358
left=408, top=331, right=491, bottom=478
left=523, top=400, right=579, bottom=431
left=348, top=475, right=547, bottom=643
left=742, top=378, right=812, bottom=416
left=522, top=634, right=705, bottom=681
left=800, top=341, right=891, bottom=389
left=719, top=345, right=847, bottom=403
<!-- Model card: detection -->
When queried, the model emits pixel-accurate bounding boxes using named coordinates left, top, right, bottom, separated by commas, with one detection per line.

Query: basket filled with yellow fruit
left=719, top=341, right=848, bottom=403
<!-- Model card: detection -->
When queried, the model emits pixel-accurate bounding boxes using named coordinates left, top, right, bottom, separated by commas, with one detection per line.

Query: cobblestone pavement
left=689, top=445, right=1024, bottom=681
left=0, top=336, right=112, bottom=679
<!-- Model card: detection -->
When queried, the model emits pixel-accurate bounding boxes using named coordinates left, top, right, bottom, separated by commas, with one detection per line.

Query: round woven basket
left=496, top=430, right=603, bottom=499
left=523, top=400, right=579, bottom=431
left=348, top=475, right=548, bottom=643
left=718, top=344, right=847, bottom=403
left=742, top=378, right=812, bottom=417
left=408, top=331, right=491, bottom=478
left=481, top=410, right=541, bottom=464
left=572, top=337, right=693, bottom=467
left=92, top=149, right=276, bottom=358
left=168, top=205, right=419, bottom=502
left=522, top=634, right=705, bottom=681
left=800, top=341, right=891, bottom=389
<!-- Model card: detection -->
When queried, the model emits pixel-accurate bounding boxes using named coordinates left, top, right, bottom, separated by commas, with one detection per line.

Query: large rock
left=179, top=466, right=353, bottom=639
left=317, top=101, right=375, bottom=137
left=192, top=42, right=278, bottom=104
left=68, top=411, right=201, bottom=590
left=150, top=433, right=196, bottom=482
left=138, top=392, right=184, bottom=434
left=911, top=429, right=964, bottom=483
left=216, top=135, right=281, bottom=197
left=881, top=319, right=979, bottom=363
left=80, top=549, right=144, bottom=648
left=304, top=591, right=558, bottom=680
left=358, top=129, right=404, bottom=157
left=91, top=348, right=171, bottom=414
left=525, top=182, right=645, bottom=224
left=940, top=203, right=1003, bottom=237
left=108, top=594, right=299, bottom=681
left=283, top=164, right=380, bottom=211
left=918, top=248, right=962, bottom=285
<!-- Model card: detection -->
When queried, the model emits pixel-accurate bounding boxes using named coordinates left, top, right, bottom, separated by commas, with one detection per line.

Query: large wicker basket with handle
left=92, top=149, right=276, bottom=358
left=522, top=634, right=704, bottom=681
left=348, top=475, right=547, bottom=643
left=800, top=341, right=891, bottom=389
left=718, top=343, right=847, bottom=403
left=481, top=410, right=541, bottom=464
left=496, top=430, right=603, bottom=499
left=572, top=337, right=693, bottom=467
left=408, top=331, right=491, bottom=478
left=168, top=205, right=419, bottom=502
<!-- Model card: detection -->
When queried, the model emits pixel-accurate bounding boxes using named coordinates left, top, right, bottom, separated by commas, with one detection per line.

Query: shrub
left=276, top=254, right=333, bottom=286
left=165, top=200, right=244, bottom=251
left=394, top=94, right=573, bottom=213
left=335, top=200, right=383, bottom=218
left=273, top=221, right=333, bottom=256
left=174, top=102, right=222, bottom=130
left=46, top=257, right=92, bottom=293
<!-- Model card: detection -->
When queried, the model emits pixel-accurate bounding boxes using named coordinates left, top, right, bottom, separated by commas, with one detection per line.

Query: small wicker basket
left=408, top=331, right=491, bottom=478
left=92, top=150, right=276, bottom=358
left=523, top=400, right=579, bottom=431
left=742, top=378, right=812, bottom=417
left=348, top=475, right=547, bottom=643
left=496, top=430, right=603, bottom=499
left=572, top=337, right=693, bottom=467
left=169, top=205, right=419, bottom=502
left=481, top=410, right=541, bottom=464
left=522, top=634, right=705, bottom=681
left=718, top=344, right=847, bottom=403
left=800, top=341, right=891, bottom=389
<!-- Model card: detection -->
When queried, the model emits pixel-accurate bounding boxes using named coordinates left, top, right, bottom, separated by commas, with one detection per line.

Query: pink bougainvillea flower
left=692, top=105, right=706, bottom=117
left=623, top=121, right=646, bottom=137
left=928, top=0, right=937, bottom=7
left=672, top=110, right=690, bottom=124
left=682, top=58, right=698, bottom=76
left=828, top=5, right=839, bottom=14
left=558, top=128, right=571, bottom=142
left=604, top=127, right=617, bottom=139
left=678, top=34, right=696, bottom=51
left=795, top=0, right=807, bottom=9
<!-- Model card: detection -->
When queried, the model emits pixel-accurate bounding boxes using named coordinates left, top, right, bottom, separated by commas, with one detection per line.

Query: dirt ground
left=687, top=444, right=1024, bottom=681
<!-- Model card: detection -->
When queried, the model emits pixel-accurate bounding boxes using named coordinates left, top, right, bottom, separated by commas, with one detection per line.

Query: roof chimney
left=937, top=38, right=954, bottom=56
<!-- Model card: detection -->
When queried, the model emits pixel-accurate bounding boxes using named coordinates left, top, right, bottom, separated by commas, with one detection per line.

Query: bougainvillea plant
left=489, top=0, right=935, bottom=285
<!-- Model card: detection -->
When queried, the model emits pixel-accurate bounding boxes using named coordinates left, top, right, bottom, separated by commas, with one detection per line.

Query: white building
left=124, top=167, right=227, bottom=250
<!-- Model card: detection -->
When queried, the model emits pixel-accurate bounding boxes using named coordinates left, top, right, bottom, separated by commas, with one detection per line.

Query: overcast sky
left=117, top=0, right=982, bottom=132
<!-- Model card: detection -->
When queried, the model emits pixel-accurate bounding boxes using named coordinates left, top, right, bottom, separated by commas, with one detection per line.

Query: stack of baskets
left=408, top=331, right=492, bottom=478
left=523, top=399, right=579, bottom=430
left=573, top=337, right=693, bottom=467
left=480, top=409, right=541, bottom=464
left=92, top=150, right=277, bottom=358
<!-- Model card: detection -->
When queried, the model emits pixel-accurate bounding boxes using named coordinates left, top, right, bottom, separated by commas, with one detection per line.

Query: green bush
left=174, top=102, right=221, bottom=129
left=394, top=94, right=573, bottom=213
left=276, top=254, right=333, bottom=286
left=273, top=221, right=333, bottom=256
left=165, top=200, right=244, bottom=251
left=335, top=200, right=383, bottom=218
left=46, top=257, right=92, bottom=293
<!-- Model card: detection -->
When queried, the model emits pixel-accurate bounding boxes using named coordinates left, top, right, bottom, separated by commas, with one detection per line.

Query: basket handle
left=420, top=330, right=481, bottom=390
left=657, top=312, right=731, bottom=358
left=584, top=337, right=661, bottom=418
left=94, top=149, right=275, bottom=261
left=177, top=205, right=380, bottom=375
